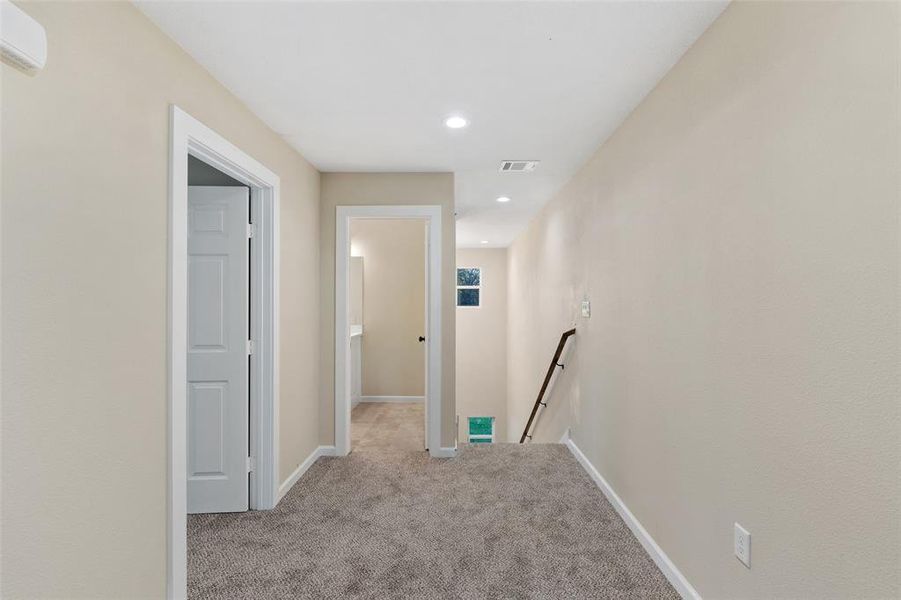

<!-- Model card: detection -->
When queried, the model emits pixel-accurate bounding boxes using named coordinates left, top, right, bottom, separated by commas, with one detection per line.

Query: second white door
left=187, top=185, right=250, bottom=514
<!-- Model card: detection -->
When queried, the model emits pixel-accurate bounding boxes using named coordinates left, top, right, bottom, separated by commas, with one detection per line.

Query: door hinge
left=247, top=223, right=254, bottom=239
left=246, top=339, right=254, bottom=355
left=246, top=456, right=254, bottom=473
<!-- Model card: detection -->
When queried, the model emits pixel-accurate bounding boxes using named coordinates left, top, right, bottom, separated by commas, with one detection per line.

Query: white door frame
left=335, top=205, right=443, bottom=457
left=168, top=106, right=280, bottom=599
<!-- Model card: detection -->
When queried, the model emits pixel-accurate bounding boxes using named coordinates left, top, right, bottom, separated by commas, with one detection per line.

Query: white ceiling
left=138, top=1, right=728, bottom=248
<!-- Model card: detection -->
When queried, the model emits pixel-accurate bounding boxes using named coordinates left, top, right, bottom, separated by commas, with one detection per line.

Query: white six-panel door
left=187, top=186, right=250, bottom=514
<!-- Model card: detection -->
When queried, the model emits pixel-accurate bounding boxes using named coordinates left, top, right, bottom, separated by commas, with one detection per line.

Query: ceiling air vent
left=499, top=160, right=539, bottom=173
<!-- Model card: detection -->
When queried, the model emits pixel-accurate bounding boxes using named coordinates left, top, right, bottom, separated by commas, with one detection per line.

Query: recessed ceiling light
left=445, top=115, right=468, bottom=129
left=480, top=240, right=489, bottom=244
left=496, top=196, right=511, bottom=203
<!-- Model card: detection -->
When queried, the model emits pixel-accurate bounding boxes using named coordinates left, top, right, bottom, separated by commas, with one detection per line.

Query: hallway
left=351, top=402, right=425, bottom=453
left=187, top=404, right=676, bottom=599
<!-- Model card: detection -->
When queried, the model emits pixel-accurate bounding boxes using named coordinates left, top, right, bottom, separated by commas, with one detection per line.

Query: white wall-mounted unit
left=1, top=0, right=47, bottom=73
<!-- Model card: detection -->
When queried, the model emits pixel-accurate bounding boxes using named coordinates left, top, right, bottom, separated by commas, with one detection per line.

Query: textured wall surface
left=456, top=248, right=508, bottom=442
left=507, top=2, right=900, bottom=597
left=1, top=2, right=321, bottom=596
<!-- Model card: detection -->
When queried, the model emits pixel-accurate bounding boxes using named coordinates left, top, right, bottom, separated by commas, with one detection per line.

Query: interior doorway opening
left=168, top=106, right=280, bottom=599
left=334, top=205, right=445, bottom=458
left=347, top=219, right=427, bottom=453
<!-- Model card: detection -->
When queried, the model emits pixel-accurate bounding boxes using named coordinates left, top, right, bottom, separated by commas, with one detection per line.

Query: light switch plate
left=734, top=523, right=751, bottom=568
left=581, top=300, right=591, bottom=318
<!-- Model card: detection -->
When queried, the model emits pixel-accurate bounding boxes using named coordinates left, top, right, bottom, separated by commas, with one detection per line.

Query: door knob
left=418, top=336, right=425, bottom=342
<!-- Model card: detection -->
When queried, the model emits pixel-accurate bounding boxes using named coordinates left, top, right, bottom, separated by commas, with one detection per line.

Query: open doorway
left=334, top=205, right=446, bottom=458
left=348, top=219, right=427, bottom=452
left=168, top=106, right=280, bottom=599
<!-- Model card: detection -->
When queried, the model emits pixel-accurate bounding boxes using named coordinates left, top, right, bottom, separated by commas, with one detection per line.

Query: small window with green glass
left=468, top=416, right=495, bottom=444
left=457, top=267, right=481, bottom=307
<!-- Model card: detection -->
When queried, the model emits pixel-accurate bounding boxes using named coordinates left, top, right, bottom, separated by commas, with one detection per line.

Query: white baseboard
left=277, top=445, right=337, bottom=503
left=563, top=435, right=701, bottom=600
left=430, top=446, right=458, bottom=458
left=359, top=395, right=424, bottom=403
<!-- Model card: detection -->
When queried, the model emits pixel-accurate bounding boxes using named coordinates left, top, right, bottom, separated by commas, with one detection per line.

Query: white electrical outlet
left=581, top=300, right=591, bottom=318
left=734, top=523, right=751, bottom=568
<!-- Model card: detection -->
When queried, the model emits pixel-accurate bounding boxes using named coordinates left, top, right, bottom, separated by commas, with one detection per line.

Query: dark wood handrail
left=520, top=328, right=576, bottom=443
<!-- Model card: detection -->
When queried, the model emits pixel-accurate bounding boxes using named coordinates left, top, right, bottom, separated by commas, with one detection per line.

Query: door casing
left=334, top=205, right=445, bottom=458
left=168, top=106, right=280, bottom=600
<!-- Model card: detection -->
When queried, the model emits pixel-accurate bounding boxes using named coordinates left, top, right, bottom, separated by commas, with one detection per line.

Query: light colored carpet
left=188, top=402, right=678, bottom=599
left=349, top=400, right=426, bottom=453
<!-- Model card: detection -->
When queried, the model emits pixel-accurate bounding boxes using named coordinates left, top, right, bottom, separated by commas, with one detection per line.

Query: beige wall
left=456, top=249, right=507, bottom=442
left=507, top=2, right=900, bottom=598
left=320, top=173, right=456, bottom=447
left=351, top=219, right=426, bottom=397
left=1, top=3, right=321, bottom=597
